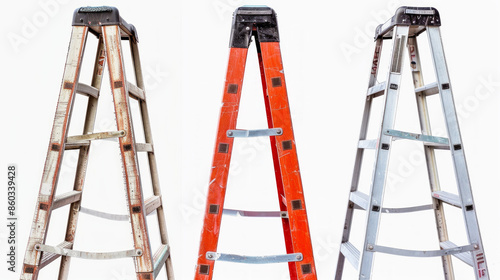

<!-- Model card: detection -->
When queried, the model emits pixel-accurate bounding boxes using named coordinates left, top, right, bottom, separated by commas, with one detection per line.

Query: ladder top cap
left=72, top=6, right=138, bottom=42
left=230, top=6, right=279, bottom=48
left=235, top=6, right=275, bottom=16
left=375, top=6, right=441, bottom=40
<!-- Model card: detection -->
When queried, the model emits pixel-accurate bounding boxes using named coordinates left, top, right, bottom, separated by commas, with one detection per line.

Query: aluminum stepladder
left=335, top=6, right=489, bottom=280
left=194, top=6, right=316, bottom=280
left=20, top=7, right=173, bottom=280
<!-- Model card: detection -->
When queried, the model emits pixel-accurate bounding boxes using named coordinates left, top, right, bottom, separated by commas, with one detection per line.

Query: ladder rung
left=358, top=139, right=377, bottom=149
left=424, top=142, right=450, bottom=150
left=66, top=130, right=126, bottom=143
left=145, top=195, right=162, bottom=215
left=350, top=191, right=369, bottom=210
left=127, top=82, right=145, bottom=100
left=53, top=191, right=82, bottom=210
left=415, top=82, right=439, bottom=96
left=39, top=241, right=73, bottom=269
left=65, top=140, right=90, bottom=150
left=136, top=143, right=154, bottom=152
left=432, top=191, right=462, bottom=208
left=223, top=209, right=287, bottom=218
left=76, top=83, right=99, bottom=99
left=153, top=244, right=170, bottom=278
left=340, top=242, right=360, bottom=268
left=440, top=241, right=473, bottom=266
left=367, top=82, right=386, bottom=98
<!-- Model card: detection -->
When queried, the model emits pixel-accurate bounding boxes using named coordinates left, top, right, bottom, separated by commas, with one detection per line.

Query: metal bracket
left=35, top=243, right=142, bottom=259
left=67, top=130, right=126, bottom=143
left=227, top=128, right=282, bottom=138
left=384, top=129, right=449, bottom=145
left=205, top=252, right=302, bottom=264
left=367, top=243, right=476, bottom=257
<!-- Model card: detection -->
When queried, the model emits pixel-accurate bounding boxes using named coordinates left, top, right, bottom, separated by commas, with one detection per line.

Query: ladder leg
left=406, top=36, right=455, bottom=279
left=129, top=40, right=175, bottom=279
left=20, top=26, right=88, bottom=280
left=194, top=47, right=248, bottom=280
left=359, top=25, right=409, bottom=279
left=335, top=38, right=383, bottom=280
left=259, top=41, right=317, bottom=279
left=256, top=40, right=297, bottom=280
left=57, top=35, right=106, bottom=280
left=427, top=26, right=489, bottom=280
left=102, top=25, right=154, bottom=280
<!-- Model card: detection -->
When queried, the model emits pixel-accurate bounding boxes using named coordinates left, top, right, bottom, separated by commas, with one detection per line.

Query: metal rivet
left=227, top=131, right=233, bottom=136
left=136, top=249, right=143, bottom=256
left=296, top=255, right=301, bottom=260
left=474, top=244, right=479, bottom=249
left=207, top=253, right=213, bottom=258
left=368, top=245, right=374, bottom=250
left=35, top=244, right=41, bottom=250
left=276, top=128, right=282, bottom=135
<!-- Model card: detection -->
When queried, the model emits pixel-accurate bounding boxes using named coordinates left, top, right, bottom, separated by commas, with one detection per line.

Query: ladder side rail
left=407, top=36, right=454, bottom=279
left=260, top=41, right=317, bottom=279
left=194, top=47, right=249, bottom=280
left=359, top=25, right=410, bottom=280
left=427, top=26, right=489, bottom=280
left=129, top=38, right=175, bottom=280
left=255, top=38, right=297, bottom=279
left=102, top=25, right=154, bottom=279
left=335, top=38, right=384, bottom=280
left=58, top=35, right=107, bottom=280
left=21, top=26, right=89, bottom=280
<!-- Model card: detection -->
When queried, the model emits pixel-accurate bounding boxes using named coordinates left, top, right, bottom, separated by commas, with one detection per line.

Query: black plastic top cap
left=374, top=6, right=441, bottom=39
left=229, top=6, right=279, bottom=48
left=72, top=6, right=138, bottom=42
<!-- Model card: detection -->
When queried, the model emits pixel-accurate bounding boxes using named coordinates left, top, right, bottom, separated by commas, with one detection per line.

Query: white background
left=1, top=0, right=499, bottom=279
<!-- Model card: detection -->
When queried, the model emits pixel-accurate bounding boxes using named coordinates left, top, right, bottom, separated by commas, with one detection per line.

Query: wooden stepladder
left=20, top=6, right=173, bottom=280
left=194, top=6, right=317, bottom=280
left=335, top=6, right=489, bottom=280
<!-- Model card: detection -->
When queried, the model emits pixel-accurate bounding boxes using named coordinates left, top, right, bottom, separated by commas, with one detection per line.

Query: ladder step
left=440, top=241, right=473, bottom=266
left=384, top=129, right=449, bottom=145
left=340, top=242, right=360, bottom=268
left=65, top=140, right=90, bottom=150
left=153, top=244, right=170, bottom=278
left=424, top=142, right=450, bottom=150
left=127, top=82, right=145, bottom=100
left=367, top=82, right=386, bottom=98
left=223, top=208, right=288, bottom=218
left=227, top=128, right=283, bottom=138
left=66, top=130, right=126, bottom=143
left=415, top=82, right=439, bottom=96
left=53, top=191, right=82, bottom=210
left=145, top=195, right=162, bottom=215
left=358, top=139, right=377, bottom=149
left=76, top=83, right=99, bottom=99
left=350, top=191, right=369, bottom=210
left=136, top=143, right=154, bottom=152
left=39, top=241, right=73, bottom=269
left=432, top=191, right=462, bottom=208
